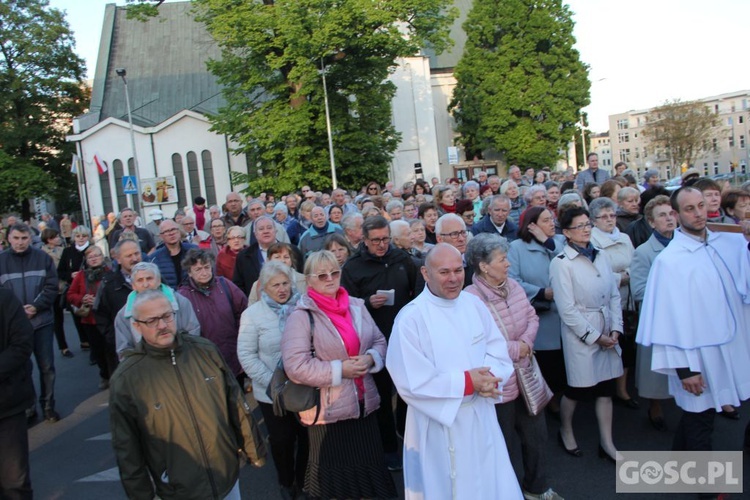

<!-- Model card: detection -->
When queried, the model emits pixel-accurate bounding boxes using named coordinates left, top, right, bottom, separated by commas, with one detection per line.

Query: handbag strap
left=305, top=309, right=321, bottom=425
left=472, top=285, right=511, bottom=341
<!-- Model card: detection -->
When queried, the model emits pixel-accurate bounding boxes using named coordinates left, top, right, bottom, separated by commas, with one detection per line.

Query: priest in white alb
left=387, top=243, right=522, bottom=499
left=637, top=187, right=750, bottom=452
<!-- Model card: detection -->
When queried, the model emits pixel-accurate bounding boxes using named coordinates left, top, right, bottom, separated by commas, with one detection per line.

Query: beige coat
left=549, top=245, right=624, bottom=387
left=591, top=227, right=634, bottom=309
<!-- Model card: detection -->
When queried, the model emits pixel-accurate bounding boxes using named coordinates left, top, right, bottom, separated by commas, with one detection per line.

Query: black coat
left=625, top=217, right=652, bottom=249
left=94, top=268, right=133, bottom=345
left=233, top=243, right=263, bottom=295
left=341, top=246, right=417, bottom=337
left=58, top=245, right=87, bottom=283
left=0, top=289, right=35, bottom=419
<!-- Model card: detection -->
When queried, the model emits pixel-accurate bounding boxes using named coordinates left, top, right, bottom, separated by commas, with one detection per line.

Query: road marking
left=76, top=467, right=121, bottom=482
left=86, top=432, right=112, bottom=441
left=29, top=390, right=110, bottom=451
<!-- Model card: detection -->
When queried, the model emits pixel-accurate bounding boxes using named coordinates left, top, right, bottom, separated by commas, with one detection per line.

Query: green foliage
left=0, top=0, right=88, bottom=215
left=124, top=0, right=164, bottom=22
left=642, top=99, right=723, bottom=179
left=192, top=0, right=456, bottom=193
left=449, top=0, right=590, bottom=168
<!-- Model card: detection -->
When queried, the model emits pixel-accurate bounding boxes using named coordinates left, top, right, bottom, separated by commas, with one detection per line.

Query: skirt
left=304, top=411, right=397, bottom=499
left=535, top=348, right=567, bottom=394
left=564, top=378, right=616, bottom=402
left=635, top=344, right=670, bottom=400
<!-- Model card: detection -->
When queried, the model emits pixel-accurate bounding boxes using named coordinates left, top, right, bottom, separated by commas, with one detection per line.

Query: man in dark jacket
left=0, top=289, right=35, bottom=498
left=107, top=208, right=155, bottom=254
left=341, top=215, right=417, bottom=470
left=147, top=220, right=196, bottom=288
left=0, top=223, right=59, bottom=422
left=110, top=289, right=266, bottom=499
left=472, top=195, right=519, bottom=242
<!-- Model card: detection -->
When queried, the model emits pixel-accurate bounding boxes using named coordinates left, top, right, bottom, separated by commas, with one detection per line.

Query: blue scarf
left=261, top=290, right=301, bottom=332
left=310, top=221, right=330, bottom=236
left=569, top=241, right=597, bottom=262
left=653, top=230, right=672, bottom=248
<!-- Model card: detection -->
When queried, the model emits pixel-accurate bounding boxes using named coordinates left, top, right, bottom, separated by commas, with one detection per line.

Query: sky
left=49, top=0, right=750, bottom=133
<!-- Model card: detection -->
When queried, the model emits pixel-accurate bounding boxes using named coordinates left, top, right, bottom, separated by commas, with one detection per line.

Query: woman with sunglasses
left=364, top=182, right=381, bottom=196
left=281, top=250, right=396, bottom=499
left=549, top=207, right=623, bottom=464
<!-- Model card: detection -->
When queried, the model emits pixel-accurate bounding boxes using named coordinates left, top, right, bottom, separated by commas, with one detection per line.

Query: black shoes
left=648, top=409, right=667, bottom=431
left=43, top=409, right=60, bottom=423
left=61, top=349, right=74, bottom=358
left=720, top=408, right=740, bottom=421
left=385, top=452, right=403, bottom=471
left=598, top=445, right=617, bottom=464
left=614, top=395, right=640, bottom=409
left=557, top=431, right=582, bottom=457
left=26, top=408, right=38, bottom=424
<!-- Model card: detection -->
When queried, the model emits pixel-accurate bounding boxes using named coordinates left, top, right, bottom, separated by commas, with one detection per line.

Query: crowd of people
left=1, top=152, right=749, bottom=499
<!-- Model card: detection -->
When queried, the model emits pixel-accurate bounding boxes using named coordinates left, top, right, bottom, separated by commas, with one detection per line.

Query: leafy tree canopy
left=0, top=0, right=88, bottom=216
left=641, top=99, right=723, bottom=178
left=449, top=0, right=590, bottom=168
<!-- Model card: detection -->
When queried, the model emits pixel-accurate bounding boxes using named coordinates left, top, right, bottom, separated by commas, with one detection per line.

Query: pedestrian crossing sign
left=123, top=176, right=138, bottom=194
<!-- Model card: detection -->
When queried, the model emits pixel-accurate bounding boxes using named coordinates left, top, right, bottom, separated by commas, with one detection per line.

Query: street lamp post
left=320, top=59, right=338, bottom=190
left=115, top=68, right=144, bottom=215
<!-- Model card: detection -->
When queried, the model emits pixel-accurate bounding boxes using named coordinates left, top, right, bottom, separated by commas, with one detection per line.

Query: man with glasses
left=433, top=213, right=474, bottom=289
left=222, top=192, right=251, bottom=228
left=110, top=289, right=266, bottom=500
left=341, top=215, right=417, bottom=471
left=147, top=220, right=197, bottom=288
left=471, top=195, right=519, bottom=242
left=108, top=207, right=155, bottom=254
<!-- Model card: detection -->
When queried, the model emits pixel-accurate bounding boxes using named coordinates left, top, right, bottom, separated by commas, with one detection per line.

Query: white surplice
left=637, top=229, right=750, bottom=412
left=387, top=288, right=521, bottom=500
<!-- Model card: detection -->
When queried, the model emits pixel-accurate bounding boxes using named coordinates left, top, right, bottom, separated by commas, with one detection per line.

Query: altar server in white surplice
left=637, top=187, right=750, bottom=453
left=387, top=244, right=522, bottom=500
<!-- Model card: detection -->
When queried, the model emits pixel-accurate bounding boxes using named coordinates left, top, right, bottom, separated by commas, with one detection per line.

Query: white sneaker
left=523, top=488, right=564, bottom=500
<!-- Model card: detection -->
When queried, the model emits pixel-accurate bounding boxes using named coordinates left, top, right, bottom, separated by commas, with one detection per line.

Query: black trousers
left=373, top=368, right=408, bottom=454
left=672, top=408, right=716, bottom=451
left=52, top=297, right=69, bottom=351
left=0, top=412, right=32, bottom=500
left=83, top=323, right=117, bottom=380
left=258, top=402, right=308, bottom=488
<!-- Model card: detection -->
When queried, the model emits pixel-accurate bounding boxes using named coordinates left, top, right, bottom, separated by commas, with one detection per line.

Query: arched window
left=172, top=153, right=186, bottom=207
left=98, top=168, right=113, bottom=215
left=187, top=151, right=201, bottom=202
left=112, top=159, right=127, bottom=210
left=201, top=150, right=217, bottom=206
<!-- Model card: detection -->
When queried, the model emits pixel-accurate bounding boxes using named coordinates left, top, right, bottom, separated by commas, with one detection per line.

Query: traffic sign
left=122, top=176, right=138, bottom=194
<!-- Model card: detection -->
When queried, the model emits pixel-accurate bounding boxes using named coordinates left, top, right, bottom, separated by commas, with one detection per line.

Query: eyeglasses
left=367, top=236, right=391, bottom=245
left=439, top=230, right=468, bottom=240
left=227, top=235, right=244, bottom=240
left=308, top=270, right=341, bottom=281
left=367, top=186, right=378, bottom=191
left=133, top=311, right=175, bottom=328
left=567, top=222, right=593, bottom=231
left=160, top=228, right=180, bottom=235
left=594, top=214, right=616, bottom=220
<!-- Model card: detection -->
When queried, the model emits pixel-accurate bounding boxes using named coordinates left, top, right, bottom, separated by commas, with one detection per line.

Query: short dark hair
left=324, top=233, right=353, bottom=257
left=518, top=206, right=549, bottom=243
left=267, top=242, right=299, bottom=270
left=639, top=186, right=670, bottom=212
left=8, top=223, right=31, bottom=235
left=586, top=152, right=598, bottom=161
left=670, top=186, right=702, bottom=212
left=692, top=178, right=721, bottom=193
left=181, top=248, right=215, bottom=270
left=362, top=215, right=389, bottom=239
left=417, top=202, right=437, bottom=218
left=194, top=196, right=206, bottom=205
left=558, top=206, right=589, bottom=230
left=41, top=228, right=59, bottom=244
left=721, top=188, right=750, bottom=213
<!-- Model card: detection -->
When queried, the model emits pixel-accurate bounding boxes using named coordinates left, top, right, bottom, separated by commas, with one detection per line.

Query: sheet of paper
left=376, top=289, right=395, bottom=306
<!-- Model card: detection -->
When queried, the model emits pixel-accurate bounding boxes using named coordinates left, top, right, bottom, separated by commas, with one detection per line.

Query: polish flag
left=93, top=154, right=108, bottom=175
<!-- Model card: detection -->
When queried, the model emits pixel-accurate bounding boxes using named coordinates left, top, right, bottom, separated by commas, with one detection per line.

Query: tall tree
left=641, top=99, right=723, bottom=178
left=188, top=0, right=456, bottom=194
left=0, top=0, right=88, bottom=217
left=449, top=0, right=590, bottom=168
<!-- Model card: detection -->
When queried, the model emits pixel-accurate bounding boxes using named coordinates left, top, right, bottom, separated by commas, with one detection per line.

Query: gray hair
left=386, top=199, right=404, bottom=212
left=588, top=196, right=617, bottom=218
left=500, top=180, right=518, bottom=195
left=544, top=180, right=560, bottom=191
left=558, top=192, right=588, bottom=210
left=340, top=212, right=363, bottom=230
left=617, top=186, right=640, bottom=202
left=181, top=248, right=215, bottom=271
left=113, top=238, right=141, bottom=256
left=523, top=184, right=547, bottom=203
left=274, top=202, right=288, bottom=215
left=389, top=220, right=410, bottom=239
left=72, top=225, right=91, bottom=237
left=465, top=233, right=509, bottom=271
left=259, top=260, right=294, bottom=290
left=435, top=213, right=465, bottom=235
left=489, top=194, right=511, bottom=208
left=463, top=180, right=479, bottom=193
left=643, top=169, right=659, bottom=181
left=303, top=250, right=340, bottom=277
left=247, top=198, right=264, bottom=209
left=131, top=262, right=161, bottom=282
left=130, top=289, right=172, bottom=322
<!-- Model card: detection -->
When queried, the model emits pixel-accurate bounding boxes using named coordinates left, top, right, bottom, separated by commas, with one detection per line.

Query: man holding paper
left=341, top=215, right=418, bottom=471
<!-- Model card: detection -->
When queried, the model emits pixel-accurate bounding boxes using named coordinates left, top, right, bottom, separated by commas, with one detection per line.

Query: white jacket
left=237, top=299, right=284, bottom=404
left=591, top=227, right=634, bottom=309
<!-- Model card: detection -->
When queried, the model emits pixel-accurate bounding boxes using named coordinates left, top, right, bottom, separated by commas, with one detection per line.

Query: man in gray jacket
left=0, top=223, right=59, bottom=422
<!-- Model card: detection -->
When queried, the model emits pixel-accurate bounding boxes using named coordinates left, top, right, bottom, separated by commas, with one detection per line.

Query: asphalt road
left=27, top=312, right=749, bottom=499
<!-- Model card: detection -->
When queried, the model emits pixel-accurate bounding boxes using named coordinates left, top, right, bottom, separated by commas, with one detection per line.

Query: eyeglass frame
left=133, top=311, right=176, bottom=328
left=439, top=230, right=468, bottom=240
left=307, top=270, right=342, bottom=281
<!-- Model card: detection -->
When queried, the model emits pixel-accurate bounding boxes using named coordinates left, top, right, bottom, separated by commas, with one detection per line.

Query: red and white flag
left=93, top=154, right=108, bottom=175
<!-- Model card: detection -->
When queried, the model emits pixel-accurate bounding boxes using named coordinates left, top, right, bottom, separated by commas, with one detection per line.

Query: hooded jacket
left=109, top=333, right=266, bottom=500
left=0, top=246, right=58, bottom=330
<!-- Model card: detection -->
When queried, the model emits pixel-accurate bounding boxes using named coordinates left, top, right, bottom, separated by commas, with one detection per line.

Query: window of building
left=714, top=104, right=720, bottom=114
left=98, top=169, right=113, bottom=215
left=741, top=135, right=746, bottom=149
left=703, top=163, right=709, bottom=176
left=713, top=162, right=719, bottom=175
left=617, top=118, right=629, bottom=130
left=741, top=160, right=747, bottom=174
left=187, top=151, right=201, bottom=202
left=171, top=153, right=186, bottom=207
left=643, top=147, right=648, bottom=157
left=112, top=159, right=127, bottom=211
left=727, top=117, right=733, bottom=126
left=618, top=132, right=629, bottom=143
left=729, top=136, right=735, bottom=148
left=731, top=102, right=736, bottom=112
left=619, top=149, right=630, bottom=162
left=712, top=138, right=718, bottom=152
left=743, top=99, right=748, bottom=110
left=200, top=150, right=217, bottom=206
left=740, top=116, right=745, bottom=124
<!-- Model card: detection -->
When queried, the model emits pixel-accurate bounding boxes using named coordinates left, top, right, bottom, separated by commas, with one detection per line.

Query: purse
left=266, top=310, right=321, bottom=423
left=479, top=287, right=553, bottom=417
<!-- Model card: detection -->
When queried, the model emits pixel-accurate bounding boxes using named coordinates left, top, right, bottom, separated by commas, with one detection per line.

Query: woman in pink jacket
left=281, top=250, right=396, bottom=499
left=465, top=233, right=562, bottom=500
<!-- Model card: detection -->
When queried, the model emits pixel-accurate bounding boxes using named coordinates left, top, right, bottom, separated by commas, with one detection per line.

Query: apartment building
left=608, top=90, right=750, bottom=180
left=590, top=132, right=613, bottom=169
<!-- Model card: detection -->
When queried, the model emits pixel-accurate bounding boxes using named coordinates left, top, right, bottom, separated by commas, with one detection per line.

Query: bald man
left=387, top=244, right=520, bottom=499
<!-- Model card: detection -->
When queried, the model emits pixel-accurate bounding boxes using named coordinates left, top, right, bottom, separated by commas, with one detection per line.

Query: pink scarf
left=308, top=287, right=364, bottom=397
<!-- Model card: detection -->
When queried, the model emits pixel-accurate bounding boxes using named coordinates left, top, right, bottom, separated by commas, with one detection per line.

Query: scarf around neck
left=603, top=226, right=622, bottom=242
left=124, top=283, right=178, bottom=319
left=262, top=289, right=301, bottom=332
left=311, top=221, right=330, bottom=235
left=653, top=230, right=673, bottom=248
left=474, top=273, right=510, bottom=301
left=569, top=241, right=596, bottom=262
